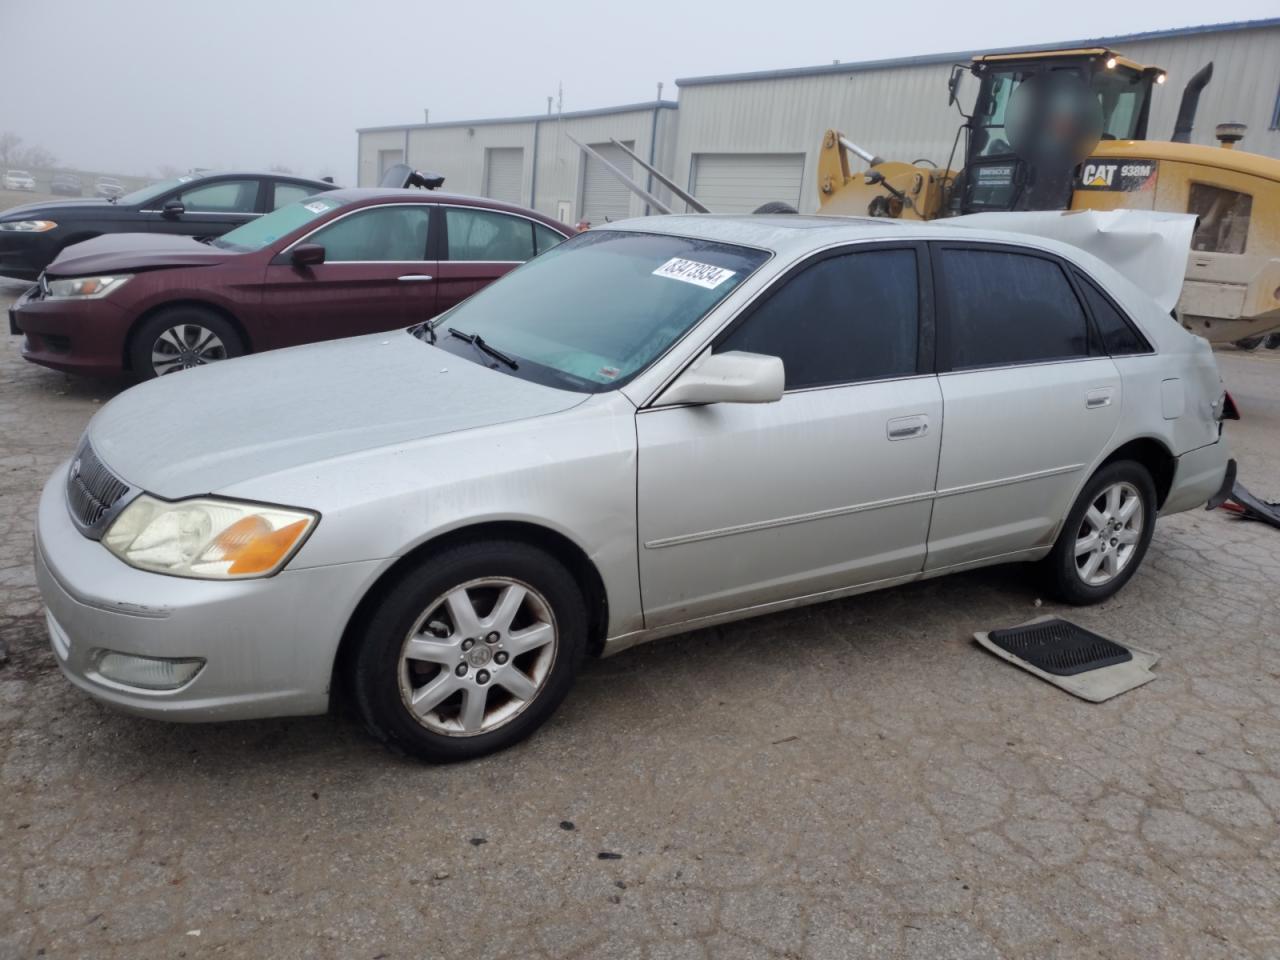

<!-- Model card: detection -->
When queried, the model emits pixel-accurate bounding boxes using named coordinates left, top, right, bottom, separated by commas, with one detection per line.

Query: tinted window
left=718, top=249, right=919, bottom=390
left=272, top=182, right=317, bottom=210
left=177, top=179, right=259, bottom=213
left=1189, top=183, right=1251, bottom=254
left=534, top=222, right=566, bottom=255
left=939, top=248, right=1088, bottom=369
left=445, top=208, right=535, bottom=261
left=308, top=205, right=430, bottom=261
left=1076, top=273, right=1150, bottom=355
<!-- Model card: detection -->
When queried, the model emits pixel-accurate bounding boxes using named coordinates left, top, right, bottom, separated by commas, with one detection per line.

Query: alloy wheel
left=397, top=577, right=558, bottom=737
left=1074, top=481, right=1144, bottom=586
left=151, top=323, right=228, bottom=375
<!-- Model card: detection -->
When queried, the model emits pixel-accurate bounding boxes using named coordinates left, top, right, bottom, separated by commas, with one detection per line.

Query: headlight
left=0, top=219, right=57, bottom=232
left=45, top=275, right=132, bottom=299
left=103, top=495, right=318, bottom=580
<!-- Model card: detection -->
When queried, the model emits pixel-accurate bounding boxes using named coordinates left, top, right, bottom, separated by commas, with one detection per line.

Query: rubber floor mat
left=974, top=615, right=1158, bottom=703
left=987, top=619, right=1132, bottom=675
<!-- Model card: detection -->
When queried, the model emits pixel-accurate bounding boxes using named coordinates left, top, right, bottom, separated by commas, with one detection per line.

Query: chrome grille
left=65, top=442, right=131, bottom=536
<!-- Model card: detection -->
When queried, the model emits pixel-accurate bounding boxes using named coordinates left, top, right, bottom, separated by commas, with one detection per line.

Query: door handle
left=1086, top=388, right=1114, bottom=409
left=398, top=274, right=434, bottom=282
left=887, top=415, right=929, bottom=440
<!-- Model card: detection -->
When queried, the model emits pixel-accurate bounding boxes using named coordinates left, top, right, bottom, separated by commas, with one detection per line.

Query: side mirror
left=162, top=199, right=184, bottom=218
left=290, top=243, right=326, bottom=267
left=658, top=350, right=784, bottom=406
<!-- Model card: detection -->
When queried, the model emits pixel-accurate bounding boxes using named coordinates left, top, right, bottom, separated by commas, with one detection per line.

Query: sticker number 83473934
left=652, top=257, right=737, bottom=290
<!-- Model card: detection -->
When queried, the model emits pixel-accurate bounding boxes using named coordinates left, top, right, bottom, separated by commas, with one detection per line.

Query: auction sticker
left=653, top=258, right=736, bottom=290
left=304, top=200, right=333, bottom=213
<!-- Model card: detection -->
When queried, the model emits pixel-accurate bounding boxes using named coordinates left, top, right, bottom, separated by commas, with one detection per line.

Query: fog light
left=94, top=651, right=205, bottom=690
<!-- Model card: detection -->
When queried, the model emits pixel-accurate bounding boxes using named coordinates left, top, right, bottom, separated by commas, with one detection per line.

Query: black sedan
left=0, top=170, right=338, bottom=281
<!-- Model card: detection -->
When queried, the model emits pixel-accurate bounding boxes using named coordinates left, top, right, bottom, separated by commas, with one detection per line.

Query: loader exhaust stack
left=1171, top=62, right=1213, bottom=144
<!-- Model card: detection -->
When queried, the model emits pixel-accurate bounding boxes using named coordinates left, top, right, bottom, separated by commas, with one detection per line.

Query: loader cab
left=956, top=49, right=1165, bottom=214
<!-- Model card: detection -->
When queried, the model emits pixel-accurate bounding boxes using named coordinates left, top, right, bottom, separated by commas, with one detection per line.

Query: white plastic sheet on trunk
left=948, top=209, right=1197, bottom=313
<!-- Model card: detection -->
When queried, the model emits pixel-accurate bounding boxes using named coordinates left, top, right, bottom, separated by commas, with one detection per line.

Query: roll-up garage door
left=691, top=153, right=806, bottom=213
left=484, top=148, right=524, bottom=204
left=581, top=141, right=634, bottom=225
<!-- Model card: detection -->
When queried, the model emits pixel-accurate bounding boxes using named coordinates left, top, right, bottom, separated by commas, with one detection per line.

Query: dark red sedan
left=10, top=189, right=572, bottom=378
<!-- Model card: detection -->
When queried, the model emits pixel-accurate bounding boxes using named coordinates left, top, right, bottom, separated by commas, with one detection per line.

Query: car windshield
left=428, top=230, right=770, bottom=392
left=212, top=195, right=347, bottom=251
left=117, top=174, right=197, bottom=205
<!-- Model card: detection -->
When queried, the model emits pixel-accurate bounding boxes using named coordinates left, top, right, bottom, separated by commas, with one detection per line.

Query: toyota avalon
left=34, top=215, right=1233, bottom=761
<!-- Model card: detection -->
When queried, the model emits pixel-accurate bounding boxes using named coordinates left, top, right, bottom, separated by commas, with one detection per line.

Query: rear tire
left=129, top=306, right=244, bottom=379
left=352, top=540, right=588, bottom=762
left=1042, top=460, right=1157, bottom=605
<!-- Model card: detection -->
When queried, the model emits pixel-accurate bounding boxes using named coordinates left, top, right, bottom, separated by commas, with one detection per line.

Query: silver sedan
left=35, top=215, right=1232, bottom=761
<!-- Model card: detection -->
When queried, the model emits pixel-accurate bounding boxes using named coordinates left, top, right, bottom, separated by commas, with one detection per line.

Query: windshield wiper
left=448, top=327, right=518, bottom=370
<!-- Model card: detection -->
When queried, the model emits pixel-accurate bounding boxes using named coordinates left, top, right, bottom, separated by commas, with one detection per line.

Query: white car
left=2, top=169, right=35, bottom=191
left=34, top=215, right=1233, bottom=761
left=94, top=176, right=124, bottom=198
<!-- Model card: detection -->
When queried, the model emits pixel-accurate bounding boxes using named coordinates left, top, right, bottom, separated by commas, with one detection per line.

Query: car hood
left=86, top=331, right=589, bottom=499
left=0, top=198, right=113, bottom=219
left=48, top=233, right=233, bottom=277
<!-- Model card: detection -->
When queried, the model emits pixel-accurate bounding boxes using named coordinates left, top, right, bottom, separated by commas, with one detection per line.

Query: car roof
left=603, top=213, right=1182, bottom=352
left=319, top=187, right=571, bottom=229
left=177, top=170, right=334, bottom=187
left=599, top=213, right=1111, bottom=260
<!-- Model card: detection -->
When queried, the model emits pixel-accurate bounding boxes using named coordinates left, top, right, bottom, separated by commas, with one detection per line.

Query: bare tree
left=0, top=132, right=22, bottom=169
left=16, top=145, right=56, bottom=170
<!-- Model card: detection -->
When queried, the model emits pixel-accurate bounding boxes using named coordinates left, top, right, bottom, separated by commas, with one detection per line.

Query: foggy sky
left=3, top=0, right=1276, bottom=184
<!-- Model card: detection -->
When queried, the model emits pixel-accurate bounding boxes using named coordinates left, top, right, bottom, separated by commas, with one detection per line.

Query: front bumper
left=11, top=285, right=134, bottom=376
left=34, top=462, right=388, bottom=722
left=0, top=234, right=50, bottom=281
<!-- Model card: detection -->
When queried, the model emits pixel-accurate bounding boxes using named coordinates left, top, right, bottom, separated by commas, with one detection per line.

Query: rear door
left=257, top=203, right=436, bottom=350
left=636, top=243, right=942, bottom=628
left=144, top=177, right=265, bottom=239
left=433, top=206, right=551, bottom=314
left=925, top=242, right=1121, bottom=571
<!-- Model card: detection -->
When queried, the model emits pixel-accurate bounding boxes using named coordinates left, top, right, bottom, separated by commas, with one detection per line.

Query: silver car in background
left=34, top=216, right=1232, bottom=761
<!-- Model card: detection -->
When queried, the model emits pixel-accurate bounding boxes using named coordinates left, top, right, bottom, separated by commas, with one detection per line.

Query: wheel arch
left=1098, top=436, right=1176, bottom=508
left=123, top=299, right=252, bottom=371
left=330, top=519, right=611, bottom=709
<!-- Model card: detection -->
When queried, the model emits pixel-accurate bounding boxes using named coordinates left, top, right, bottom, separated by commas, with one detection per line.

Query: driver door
left=145, top=177, right=265, bottom=239
left=257, top=203, right=438, bottom=350
left=635, top=244, right=942, bottom=628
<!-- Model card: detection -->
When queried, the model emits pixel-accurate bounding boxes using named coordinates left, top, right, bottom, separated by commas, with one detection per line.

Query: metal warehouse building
left=357, top=16, right=1280, bottom=221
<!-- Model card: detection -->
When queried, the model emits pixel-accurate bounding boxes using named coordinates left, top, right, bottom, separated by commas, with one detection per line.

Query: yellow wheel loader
left=817, top=49, right=1280, bottom=345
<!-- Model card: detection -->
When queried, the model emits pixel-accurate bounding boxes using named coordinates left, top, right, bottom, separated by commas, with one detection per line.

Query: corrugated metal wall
left=670, top=24, right=1280, bottom=213
left=406, top=122, right=536, bottom=201
left=357, top=107, right=674, bottom=225
left=357, top=23, right=1280, bottom=218
left=1123, top=26, right=1280, bottom=155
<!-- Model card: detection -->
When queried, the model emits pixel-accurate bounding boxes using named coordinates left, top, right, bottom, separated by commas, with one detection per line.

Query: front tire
left=129, top=306, right=244, bottom=379
left=352, top=540, right=588, bottom=762
left=1043, top=460, right=1157, bottom=605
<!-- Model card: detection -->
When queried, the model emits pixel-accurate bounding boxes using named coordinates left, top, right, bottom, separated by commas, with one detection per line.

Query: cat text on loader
left=817, top=48, right=1280, bottom=344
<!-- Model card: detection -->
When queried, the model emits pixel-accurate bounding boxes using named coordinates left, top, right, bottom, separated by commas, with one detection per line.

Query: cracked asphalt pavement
left=2, top=276, right=1279, bottom=959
